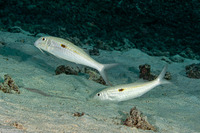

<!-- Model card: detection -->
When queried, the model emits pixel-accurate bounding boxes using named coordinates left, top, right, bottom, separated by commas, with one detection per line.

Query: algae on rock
left=0, top=74, right=20, bottom=94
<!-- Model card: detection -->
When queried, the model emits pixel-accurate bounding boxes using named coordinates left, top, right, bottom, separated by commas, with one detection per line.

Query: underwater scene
left=0, top=1, right=200, bottom=133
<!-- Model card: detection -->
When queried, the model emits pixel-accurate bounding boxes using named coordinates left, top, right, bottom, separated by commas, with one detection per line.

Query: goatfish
left=34, top=36, right=116, bottom=85
left=94, top=65, right=170, bottom=102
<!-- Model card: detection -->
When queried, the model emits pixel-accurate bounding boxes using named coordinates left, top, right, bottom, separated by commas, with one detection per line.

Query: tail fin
left=156, top=65, right=170, bottom=85
left=99, top=63, right=118, bottom=86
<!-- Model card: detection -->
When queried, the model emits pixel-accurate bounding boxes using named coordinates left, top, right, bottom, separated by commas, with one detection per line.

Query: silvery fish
left=94, top=65, right=170, bottom=102
left=34, top=36, right=116, bottom=85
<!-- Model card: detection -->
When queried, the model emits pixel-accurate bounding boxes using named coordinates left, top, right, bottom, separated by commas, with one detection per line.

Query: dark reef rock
left=161, top=57, right=172, bottom=64
left=55, top=65, right=106, bottom=85
left=0, top=41, right=6, bottom=46
left=139, top=64, right=171, bottom=81
left=180, top=48, right=197, bottom=60
left=139, top=64, right=156, bottom=81
left=185, top=63, right=200, bottom=79
left=169, top=55, right=184, bottom=63
left=164, top=72, right=172, bottom=80
left=124, top=107, right=156, bottom=131
left=89, top=47, right=100, bottom=56
left=55, top=65, right=79, bottom=75
left=0, top=74, right=20, bottom=94
left=1, top=1, right=199, bottom=59
left=84, top=68, right=106, bottom=85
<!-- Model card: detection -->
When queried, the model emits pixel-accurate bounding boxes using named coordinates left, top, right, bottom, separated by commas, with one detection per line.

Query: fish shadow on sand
left=0, top=44, right=56, bottom=73
left=23, top=87, right=77, bottom=100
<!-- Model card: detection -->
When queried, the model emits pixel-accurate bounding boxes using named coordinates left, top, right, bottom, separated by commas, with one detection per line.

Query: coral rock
left=89, top=47, right=100, bottom=56
left=84, top=68, right=106, bottom=85
left=185, top=63, right=200, bottom=79
left=55, top=65, right=106, bottom=85
left=73, top=112, right=85, bottom=117
left=0, top=74, right=20, bottom=94
left=139, top=64, right=156, bottom=81
left=55, top=65, right=79, bottom=75
left=124, top=107, right=156, bottom=131
left=139, top=64, right=171, bottom=81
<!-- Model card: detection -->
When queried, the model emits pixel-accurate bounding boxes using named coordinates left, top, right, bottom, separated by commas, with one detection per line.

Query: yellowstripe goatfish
left=34, top=36, right=116, bottom=85
left=94, top=65, right=170, bottom=102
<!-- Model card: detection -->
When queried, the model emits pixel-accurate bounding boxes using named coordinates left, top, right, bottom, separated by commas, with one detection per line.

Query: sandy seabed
left=0, top=31, right=199, bottom=133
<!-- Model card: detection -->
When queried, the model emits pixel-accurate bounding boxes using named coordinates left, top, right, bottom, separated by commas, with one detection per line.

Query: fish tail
left=156, top=65, right=170, bottom=85
left=99, top=63, right=118, bottom=86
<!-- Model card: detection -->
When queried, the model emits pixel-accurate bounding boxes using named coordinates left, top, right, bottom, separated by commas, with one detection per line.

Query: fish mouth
left=39, top=48, right=45, bottom=54
left=34, top=40, right=39, bottom=48
left=34, top=40, right=45, bottom=54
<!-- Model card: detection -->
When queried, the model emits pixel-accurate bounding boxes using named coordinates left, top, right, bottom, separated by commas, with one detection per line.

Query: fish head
left=94, top=90, right=109, bottom=101
left=94, top=87, right=123, bottom=102
left=34, top=37, right=50, bottom=52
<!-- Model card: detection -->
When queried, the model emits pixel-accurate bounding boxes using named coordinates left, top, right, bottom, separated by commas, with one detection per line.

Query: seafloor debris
left=11, top=122, right=25, bottom=130
left=89, top=47, right=100, bottom=56
left=73, top=112, right=85, bottom=117
left=55, top=65, right=106, bottom=85
left=124, top=107, right=156, bottom=131
left=139, top=64, right=156, bottom=81
left=164, top=71, right=172, bottom=80
left=55, top=65, right=79, bottom=75
left=139, top=64, right=171, bottom=81
left=161, top=57, right=172, bottom=64
left=185, top=63, right=200, bottom=79
left=0, top=41, right=6, bottom=45
left=169, top=55, right=184, bottom=63
left=0, top=74, right=20, bottom=94
left=84, top=68, right=106, bottom=85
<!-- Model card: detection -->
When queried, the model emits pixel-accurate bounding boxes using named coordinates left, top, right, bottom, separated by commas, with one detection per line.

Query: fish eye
left=97, top=93, right=100, bottom=96
left=42, top=37, right=46, bottom=41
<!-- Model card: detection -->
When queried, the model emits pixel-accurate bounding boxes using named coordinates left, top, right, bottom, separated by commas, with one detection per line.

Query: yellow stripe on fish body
left=35, top=36, right=98, bottom=67
left=34, top=36, right=116, bottom=85
left=50, top=37, right=91, bottom=61
left=94, top=65, right=170, bottom=102
left=60, top=43, right=80, bottom=55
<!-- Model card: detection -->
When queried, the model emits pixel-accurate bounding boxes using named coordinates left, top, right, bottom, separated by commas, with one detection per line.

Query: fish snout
left=34, top=39, right=40, bottom=48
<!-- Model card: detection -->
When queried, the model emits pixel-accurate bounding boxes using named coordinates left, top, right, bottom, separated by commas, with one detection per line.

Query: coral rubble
left=139, top=64, right=156, bottom=81
left=55, top=65, right=79, bottom=75
left=185, top=63, right=200, bottom=79
left=55, top=65, right=106, bottom=85
left=84, top=68, right=106, bottom=85
left=73, top=112, right=85, bottom=117
left=124, top=107, right=156, bottom=131
left=89, top=47, right=100, bottom=56
left=139, top=64, right=171, bottom=81
left=0, top=74, right=20, bottom=94
left=11, top=122, right=25, bottom=130
left=169, top=55, right=184, bottom=63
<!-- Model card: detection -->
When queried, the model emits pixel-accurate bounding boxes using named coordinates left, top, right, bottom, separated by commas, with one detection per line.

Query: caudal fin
left=156, top=65, right=170, bottom=85
left=99, top=63, right=118, bottom=86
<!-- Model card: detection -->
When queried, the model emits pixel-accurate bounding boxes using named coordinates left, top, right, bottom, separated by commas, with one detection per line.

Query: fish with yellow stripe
left=34, top=36, right=116, bottom=85
left=94, top=65, right=170, bottom=102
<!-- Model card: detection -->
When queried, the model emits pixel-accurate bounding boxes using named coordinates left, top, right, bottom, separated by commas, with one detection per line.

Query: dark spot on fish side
left=61, top=44, right=66, bottom=48
left=118, top=88, right=124, bottom=92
